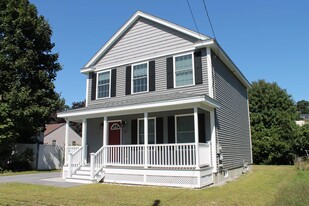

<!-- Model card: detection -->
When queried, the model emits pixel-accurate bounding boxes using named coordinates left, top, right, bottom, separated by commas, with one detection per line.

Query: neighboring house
left=58, top=11, right=252, bottom=188
left=44, top=123, right=81, bottom=146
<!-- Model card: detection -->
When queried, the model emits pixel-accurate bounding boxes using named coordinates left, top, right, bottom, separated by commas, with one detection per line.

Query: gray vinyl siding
left=95, top=17, right=198, bottom=69
left=86, top=109, right=211, bottom=153
left=88, top=49, right=209, bottom=106
left=212, top=53, right=252, bottom=169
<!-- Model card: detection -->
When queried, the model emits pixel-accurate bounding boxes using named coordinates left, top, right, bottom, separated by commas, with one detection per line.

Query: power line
left=186, top=0, right=202, bottom=40
left=202, top=0, right=216, bottom=39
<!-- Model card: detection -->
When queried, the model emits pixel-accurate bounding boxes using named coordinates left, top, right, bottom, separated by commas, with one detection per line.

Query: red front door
left=108, top=122, right=121, bottom=145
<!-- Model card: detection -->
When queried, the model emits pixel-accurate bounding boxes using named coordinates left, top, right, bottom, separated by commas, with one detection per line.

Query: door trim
left=108, top=120, right=122, bottom=145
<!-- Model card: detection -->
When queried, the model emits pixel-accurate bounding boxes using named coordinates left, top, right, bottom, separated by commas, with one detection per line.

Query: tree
left=69, top=100, right=85, bottom=136
left=0, top=0, right=63, bottom=169
left=249, top=80, right=298, bottom=164
left=296, top=100, right=309, bottom=115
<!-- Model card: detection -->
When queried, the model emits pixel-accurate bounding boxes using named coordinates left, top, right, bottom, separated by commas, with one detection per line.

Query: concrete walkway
left=0, top=172, right=83, bottom=187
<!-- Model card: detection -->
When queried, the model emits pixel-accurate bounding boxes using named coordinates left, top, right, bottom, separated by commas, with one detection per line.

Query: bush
left=294, top=157, right=309, bottom=170
left=7, top=148, right=34, bottom=172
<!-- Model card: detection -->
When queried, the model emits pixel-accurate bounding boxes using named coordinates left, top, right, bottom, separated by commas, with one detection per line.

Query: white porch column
left=194, top=107, right=200, bottom=169
left=64, top=119, right=70, bottom=165
left=103, top=116, right=108, bottom=165
left=210, top=109, right=217, bottom=173
left=82, top=118, right=87, bottom=165
left=144, top=112, right=148, bottom=168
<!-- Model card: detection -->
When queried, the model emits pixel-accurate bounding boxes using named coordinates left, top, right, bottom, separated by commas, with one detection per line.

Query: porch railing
left=68, top=146, right=83, bottom=177
left=106, top=145, right=145, bottom=166
left=65, top=146, right=81, bottom=164
left=148, top=143, right=196, bottom=167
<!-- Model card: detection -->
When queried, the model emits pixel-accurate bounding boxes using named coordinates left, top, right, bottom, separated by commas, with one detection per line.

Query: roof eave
left=81, top=11, right=210, bottom=73
left=195, top=39, right=251, bottom=89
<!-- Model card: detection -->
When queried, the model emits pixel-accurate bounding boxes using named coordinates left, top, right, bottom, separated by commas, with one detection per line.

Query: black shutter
left=90, top=72, right=96, bottom=100
left=149, top=61, right=155, bottom=92
left=166, top=57, right=173, bottom=89
left=198, top=113, right=206, bottom=143
left=156, top=117, right=163, bottom=144
left=125, top=66, right=131, bottom=95
left=194, top=51, right=203, bottom=85
left=167, top=116, right=175, bottom=143
left=131, top=119, right=137, bottom=144
left=111, top=69, right=117, bottom=97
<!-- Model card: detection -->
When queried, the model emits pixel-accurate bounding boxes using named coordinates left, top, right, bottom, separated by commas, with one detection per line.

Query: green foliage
left=249, top=80, right=298, bottom=164
left=296, top=100, right=309, bottom=115
left=293, top=124, right=309, bottom=157
left=7, top=148, right=34, bottom=172
left=0, top=0, right=63, bottom=169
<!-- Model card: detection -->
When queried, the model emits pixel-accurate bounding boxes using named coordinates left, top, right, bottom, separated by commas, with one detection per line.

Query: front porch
left=59, top=94, right=219, bottom=188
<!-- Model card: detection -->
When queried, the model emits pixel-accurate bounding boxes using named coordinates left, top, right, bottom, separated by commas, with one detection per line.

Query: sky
left=29, top=0, right=309, bottom=106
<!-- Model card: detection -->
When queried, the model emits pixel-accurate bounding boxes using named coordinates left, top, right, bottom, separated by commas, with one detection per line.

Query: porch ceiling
left=58, top=92, right=219, bottom=121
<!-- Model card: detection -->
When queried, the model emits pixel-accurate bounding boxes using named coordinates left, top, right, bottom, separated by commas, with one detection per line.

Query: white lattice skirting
left=103, top=167, right=213, bottom=188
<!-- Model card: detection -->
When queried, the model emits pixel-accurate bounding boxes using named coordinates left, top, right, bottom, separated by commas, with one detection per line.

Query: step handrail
left=68, top=146, right=83, bottom=177
left=90, top=145, right=105, bottom=180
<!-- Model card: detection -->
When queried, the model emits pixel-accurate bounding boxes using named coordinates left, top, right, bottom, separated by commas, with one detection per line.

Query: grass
left=0, top=170, right=60, bottom=176
left=0, top=165, right=308, bottom=206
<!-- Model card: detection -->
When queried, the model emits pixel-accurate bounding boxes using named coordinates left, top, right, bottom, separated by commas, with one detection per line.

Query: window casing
left=173, top=53, right=195, bottom=87
left=175, top=114, right=195, bottom=143
left=138, top=118, right=156, bottom=144
left=97, top=70, right=111, bottom=99
left=132, top=62, right=148, bottom=93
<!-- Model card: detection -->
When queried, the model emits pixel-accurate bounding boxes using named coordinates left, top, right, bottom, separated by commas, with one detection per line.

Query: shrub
left=294, top=157, right=309, bottom=170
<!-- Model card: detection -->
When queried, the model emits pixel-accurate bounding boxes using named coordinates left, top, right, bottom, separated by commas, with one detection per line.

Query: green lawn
left=0, top=170, right=60, bottom=176
left=0, top=165, right=308, bottom=206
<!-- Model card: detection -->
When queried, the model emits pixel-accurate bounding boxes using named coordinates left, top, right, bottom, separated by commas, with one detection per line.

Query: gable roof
left=82, top=10, right=210, bottom=70
left=80, top=10, right=251, bottom=89
left=44, top=123, right=65, bottom=136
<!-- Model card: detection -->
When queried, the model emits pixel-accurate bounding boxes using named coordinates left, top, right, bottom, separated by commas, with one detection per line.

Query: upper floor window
left=132, top=62, right=148, bottom=93
left=97, top=70, right=111, bottom=98
left=174, top=53, right=194, bottom=87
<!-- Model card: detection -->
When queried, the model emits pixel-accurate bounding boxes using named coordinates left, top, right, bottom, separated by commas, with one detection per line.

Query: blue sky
left=29, top=0, right=309, bottom=106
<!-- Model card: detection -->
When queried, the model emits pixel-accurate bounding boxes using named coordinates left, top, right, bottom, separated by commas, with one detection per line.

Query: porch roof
left=58, top=92, right=220, bottom=120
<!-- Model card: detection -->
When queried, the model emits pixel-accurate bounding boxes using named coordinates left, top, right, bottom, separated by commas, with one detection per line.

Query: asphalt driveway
left=0, top=172, right=82, bottom=187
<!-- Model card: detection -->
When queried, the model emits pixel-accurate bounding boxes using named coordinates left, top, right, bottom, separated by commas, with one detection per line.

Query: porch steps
left=65, top=165, right=104, bottom=184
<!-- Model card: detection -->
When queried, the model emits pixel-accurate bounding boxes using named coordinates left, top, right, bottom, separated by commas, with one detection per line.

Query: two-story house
left=58, top=11, right=252, bottom=188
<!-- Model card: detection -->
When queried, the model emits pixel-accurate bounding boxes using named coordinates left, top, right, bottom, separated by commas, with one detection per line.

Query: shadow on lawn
left=152, top=199, right=160, bottom=206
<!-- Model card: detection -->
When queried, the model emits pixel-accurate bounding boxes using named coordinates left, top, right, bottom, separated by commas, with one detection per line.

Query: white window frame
left=96, top=70, right=111, bottom=99
left=173, top=52, right=195, bottom=88
left=131, top=62, right=149, bottom=94
left=175, top=114, right=195, bottom=143
left=137, top=117, right=156, bottom=144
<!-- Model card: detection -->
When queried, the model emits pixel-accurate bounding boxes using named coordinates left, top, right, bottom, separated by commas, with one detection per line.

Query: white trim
left=195, top=39, right=251, bottom=89
left=173, top=52, right=195, bottom=88
left=82, top=48, right=196, bottom=74
left=137, top=117, right=156, bottom=144
left=107, top=120, right=123, bottom=145
left=96, top=70, right=111, bottom=99
left=82, top=118, right=87, bottom=164
left=131, top=62, right=149, bottom=94
left=174, top=113, right=194, bottom=143
left=84, top=11, right=209, bottom=68
left=210, top=109, right=217, bottom=173
left=206, top=48, right=214, bottom=98
left=58, top=95, right=220, bottom=119
left=85, top=78, right=89, bottom=107
left=64, top=120, right=70, bottom=165
left=194, top=107, right=200, bottom=170
left=247, top=96, right=253, bottom=164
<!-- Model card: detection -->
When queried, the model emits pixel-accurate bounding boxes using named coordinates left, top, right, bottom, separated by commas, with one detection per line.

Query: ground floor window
left=138, top=118, right=156, bottom=144
left=175, top=114, right=195, bottom=143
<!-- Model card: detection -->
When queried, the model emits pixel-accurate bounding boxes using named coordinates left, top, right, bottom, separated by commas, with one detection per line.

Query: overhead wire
left=202, top=0, right=216, bottom=39
left=185, top=0, right=203, bottom=40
